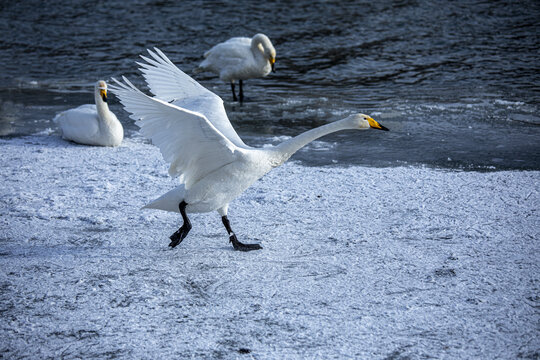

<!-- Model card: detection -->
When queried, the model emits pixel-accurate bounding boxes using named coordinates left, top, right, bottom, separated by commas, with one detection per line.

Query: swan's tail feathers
left=142, top=185, right=186, bottom=213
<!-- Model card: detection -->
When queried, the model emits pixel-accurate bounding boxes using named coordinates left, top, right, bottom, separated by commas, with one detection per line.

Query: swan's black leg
left=239, top=80, right=244, bottom=102
left=169, top=201, right=192, bottom=248
left=221, top=215, right=262, bottom=251
left=230, top=82, right=238, bottom=102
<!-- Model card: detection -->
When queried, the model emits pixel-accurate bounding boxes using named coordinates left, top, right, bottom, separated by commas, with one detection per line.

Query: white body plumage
left=144, top=148, right=277, bottom=214
left=197, top=34, right=276, bottom=82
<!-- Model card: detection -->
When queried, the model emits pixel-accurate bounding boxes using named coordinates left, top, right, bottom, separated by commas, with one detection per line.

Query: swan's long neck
left=272, top=118, right=360, bottom=166
left=251, top=37, right=269, bottom=61
left=95, top=91, right=112, bottom=124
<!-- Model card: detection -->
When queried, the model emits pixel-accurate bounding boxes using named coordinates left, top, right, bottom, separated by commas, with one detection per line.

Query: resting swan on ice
left=53, top=80, right=123, bottom=146
left=195, top=33, right=276, bottom=102
left=110, top=48, right=388, bottom=251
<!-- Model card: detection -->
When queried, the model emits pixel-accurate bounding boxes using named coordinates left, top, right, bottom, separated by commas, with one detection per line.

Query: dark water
left=1, top=0, right=539, bottom=170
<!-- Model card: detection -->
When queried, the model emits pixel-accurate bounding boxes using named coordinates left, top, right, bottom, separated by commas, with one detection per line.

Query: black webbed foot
left=169, top=225, right=190, bottom=248
left=169, top=201, right=191, bottom=248
left=229, top=234, right=262, bottom=252
left=221, top=215, right=261, bottom=251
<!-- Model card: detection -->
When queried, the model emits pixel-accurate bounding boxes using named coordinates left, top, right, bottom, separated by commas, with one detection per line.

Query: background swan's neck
left=273, top=118, right=360, bottom=166
left=251, top=39, right=266, bottom=57
left=95, top=92, right=111, bottom=122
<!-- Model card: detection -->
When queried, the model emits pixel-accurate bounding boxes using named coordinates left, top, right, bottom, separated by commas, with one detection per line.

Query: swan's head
left=348, top=113, right=389, bottom=131
left=95, top=80, right=108, bottom=103
left=253, top=33, right=276, bottom=72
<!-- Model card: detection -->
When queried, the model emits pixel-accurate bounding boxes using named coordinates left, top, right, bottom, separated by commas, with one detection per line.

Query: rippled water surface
left=1, top=0, right=539, bottom=169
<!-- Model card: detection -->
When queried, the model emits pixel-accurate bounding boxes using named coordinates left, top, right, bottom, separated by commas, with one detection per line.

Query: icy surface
left=0, top=135, right=539, bottom=359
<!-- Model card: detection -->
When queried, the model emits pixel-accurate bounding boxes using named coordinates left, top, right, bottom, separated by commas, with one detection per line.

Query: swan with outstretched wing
left=110, top=49, right=388, bottom=251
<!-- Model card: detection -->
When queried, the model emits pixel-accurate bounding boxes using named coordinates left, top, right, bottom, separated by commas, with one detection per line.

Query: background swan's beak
left=270, top=57, right=276, bottom=72
left=100, top=89, right=107, bottom=103
left=368, top=117, right=389, bottom=131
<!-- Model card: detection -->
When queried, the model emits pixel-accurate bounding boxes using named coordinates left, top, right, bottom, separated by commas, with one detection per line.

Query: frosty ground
left=0, top=134, right=538, bottom=359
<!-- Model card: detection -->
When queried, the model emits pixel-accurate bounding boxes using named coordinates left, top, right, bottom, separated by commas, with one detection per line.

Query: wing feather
left=109, top=76, right=238, bottom=189
left=136, top=48, right=247, bottom=148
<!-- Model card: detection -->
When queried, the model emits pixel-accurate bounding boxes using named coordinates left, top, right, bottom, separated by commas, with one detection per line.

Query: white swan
left=195, top=33, right=276, bottom=102
left=110, top=48, right=388, bottom=251
left=53, top=80, right=124, bottom=146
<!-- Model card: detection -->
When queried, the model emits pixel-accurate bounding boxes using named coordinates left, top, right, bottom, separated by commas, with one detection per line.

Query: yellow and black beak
left=270, top=57, right=276, bottom=72
left=100, top=88, right=107, bottom=103
left=367, top=117, right=389, bottom=131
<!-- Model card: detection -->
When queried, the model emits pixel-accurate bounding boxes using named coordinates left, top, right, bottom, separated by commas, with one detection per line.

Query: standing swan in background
left=110, top=48, right=388, bottom=251
left=53, top=80, right=124, bottom=147
left=195, top=33, right=276, bottom=102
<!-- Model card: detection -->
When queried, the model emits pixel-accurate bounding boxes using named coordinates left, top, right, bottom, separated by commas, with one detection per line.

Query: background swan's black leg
left=221, top=215, right=262, bottom=251
left=230, top=82, right=238, bottom=102
left=239, top=80, right=244, bottom=102
left=169, top=201, right=191, bottom=248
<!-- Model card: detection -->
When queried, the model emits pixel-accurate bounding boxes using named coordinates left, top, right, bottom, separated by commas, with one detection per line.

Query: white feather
left=109, top=76, right=238, bottom=189
left=136, top=48, right=247, bottom=147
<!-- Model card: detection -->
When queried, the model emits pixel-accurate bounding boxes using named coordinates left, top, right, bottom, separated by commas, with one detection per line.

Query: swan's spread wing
left=109, top=77, right=238, bottom=189
left=138, top=48, right=210, bottom=103
left=137, top=48, right=247, bottom=148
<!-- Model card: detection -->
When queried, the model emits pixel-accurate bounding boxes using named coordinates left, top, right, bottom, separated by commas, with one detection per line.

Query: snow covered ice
left=0, top=134, right=538, bottom=359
